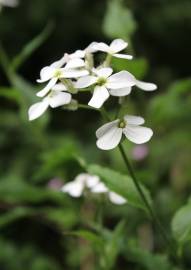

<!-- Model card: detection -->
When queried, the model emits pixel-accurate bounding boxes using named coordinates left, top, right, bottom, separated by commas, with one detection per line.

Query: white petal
left=61, top=181, right=84, bottom=197
left=94, top=67, right=113, bottom=78
left=91, top=182, right=108, bottom=193
left=109, top=39, right=128, bottom=53
left=124, top=115, right=145, bottom=125
left=113, top=53, right=133, bottom=60
left=123, top=126, right=153, bottom=144
left=86, top=42, right=100, bottom=53
left=108, top=192, right=127, bottom=205
left=51, top=56, right=67, bottom=68
left=70, top=50, right=85, bottom=59
left=109, top=87, right=132, bottom=96
left=91, top=42, right=110, bottom=53
left=62, top=69, right=89, bottom=78
left=36, top=77, right=57, bottom=97
left=65, top=58, right=85, bottom=69
left=136, top=80, right=157, bottom=91
left=74, top=174, right=88, bottom=185
left=75, top=76, right=97, bottom=88
left=28, top=100, right=49, bottom=121
left=51, top=83, right=67, bottom=91
left=96, top=125, right=123, bottom=150
left=86, top=175, right=100, bottom=188
left=49, top=92, right=72, bottom=108
left=96, top=120, right=119, bottom=138
left=37, top=66, right=55, bottom=83
left=107, top=71, right=135, bottom=89
left=88, top=86, right=110, bottom=108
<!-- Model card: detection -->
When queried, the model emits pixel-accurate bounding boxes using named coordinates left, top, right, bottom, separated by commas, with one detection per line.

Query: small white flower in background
left=61, top=173, right=100, bottom=197
left=75, top=67, right=136, bottom=108
left=92, top=39, right=132, bottom=60
left=28, top=83, right=72, bottom=121
left=61, top=173, right=127, bottom=205
left=96, top=115, right=153, bottom=150
left=0, top=0, right=18, bottom=9
left=108, top=192, right=127, bottom=205
left=36, top=57, right=88, bottom=98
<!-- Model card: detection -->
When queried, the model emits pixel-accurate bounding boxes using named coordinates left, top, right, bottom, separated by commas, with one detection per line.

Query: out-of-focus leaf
left=125, top=239, right=179, bottom=270
left=88, top=164, right=152, bottom=212
left=103, top=0, right=137, bottom=39
left=149, top=78, right=191, bottom=127
left=0, top=87, right=23, bottom=104
left=44, top=208, right=78, bottom=229
left=70, top=230, right=104, bottom=249
left=11, top=23, right=54, bottom=71
left=112, top=57, right=148, bottom=79
left=102, top=220, right=126, bottom=269
left=172, top=201, right=191, bottom=244
left=34, top=137, right=81, bottom=182
left=0, top=178, right=65, bottom=205
left=0, top=207, right=35, bottom=228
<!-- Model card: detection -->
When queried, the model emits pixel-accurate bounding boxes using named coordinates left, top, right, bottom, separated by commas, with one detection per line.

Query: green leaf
left=0, top=178, right=65, bottom=205
left=44, top=208, right=78, bottom=229
left=69, top=230, right=105, bottom=249
left=103, top=0, right=137, bottom=39
left=125, top=239, right=178, bottom=270
left=112, top=57, right=148, bottom=79
left=0, top=207, right=35, bottom=228
left=87, top=164, right=152, bottom=212
left=172, top=202, right=191, bottom=244
left=11, top=23, right=54, bottom=71
left=0, top=87, right=23, bottom=104
left=103, top=220, right=126, bottom=269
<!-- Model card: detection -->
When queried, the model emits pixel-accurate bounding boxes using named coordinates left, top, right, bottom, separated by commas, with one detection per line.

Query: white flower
left=61, top=173, right=100, bottom=197
left=96, top=115, right=153, bottom=150
left=36, top=57, right=88, bottom=98
left=108, top=192, right=127, bottom=205
left=0, top=0, right=18, bottom=9
left=64, top=42, right=98, bottom=61
left=61, top=173, right=127, bottom=205
left=92, top=39, right=132, bottom=60
left=75, top=67, right=136, bottom=108
left=28, top=83, right=72, bottom=121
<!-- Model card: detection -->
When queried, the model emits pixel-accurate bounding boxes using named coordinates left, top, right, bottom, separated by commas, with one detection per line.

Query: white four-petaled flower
left=28, top=83, right=72, bottom=121
left=76, top=67, right=136, bottom=108
left=92, top=39, right=132, bottom=60
left=36, top=57, right=88, bottom=98
left=96, top=115, right=153, bottom=150
left=61, top=173, right=127, bottom=205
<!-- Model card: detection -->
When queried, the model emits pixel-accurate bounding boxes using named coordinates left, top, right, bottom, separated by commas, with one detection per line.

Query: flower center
left=54, top=69, right=62, bottom=78
left=118, top=119, right=126, bottom=128
left=97, top=77, right=107, bottom=86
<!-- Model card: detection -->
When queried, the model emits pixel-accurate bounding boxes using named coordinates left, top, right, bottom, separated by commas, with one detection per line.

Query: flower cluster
left=0, top=0, right=18, bottom=10
left=61, top=173, right=127, bottom=205
left=28, top=39, right=157, bottom=150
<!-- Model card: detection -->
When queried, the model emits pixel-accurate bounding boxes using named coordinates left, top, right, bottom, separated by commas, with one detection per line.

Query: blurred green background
left=0, top=0, right=191, bottom=269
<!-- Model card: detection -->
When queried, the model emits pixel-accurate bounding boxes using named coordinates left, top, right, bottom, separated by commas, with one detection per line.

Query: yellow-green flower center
left=118, top=120, right=126, bottom=128
left=54, top=69, right=62, bottom=78
left=97, top=77, right=107, bottom=86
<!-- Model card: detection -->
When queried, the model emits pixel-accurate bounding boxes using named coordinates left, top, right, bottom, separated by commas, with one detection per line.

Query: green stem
left=118, top=143, right=177, bottom=255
